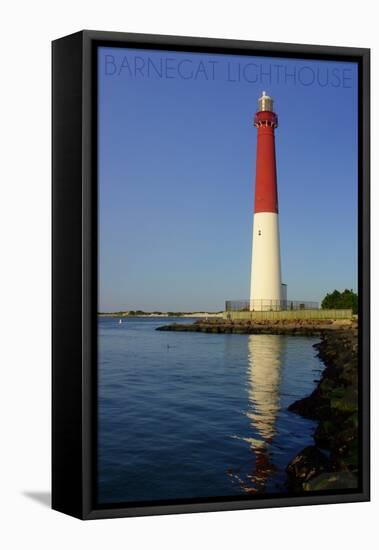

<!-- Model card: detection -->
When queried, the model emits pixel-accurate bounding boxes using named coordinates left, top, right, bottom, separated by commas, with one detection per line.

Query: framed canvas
left=52, top=30, right=370, bottom=519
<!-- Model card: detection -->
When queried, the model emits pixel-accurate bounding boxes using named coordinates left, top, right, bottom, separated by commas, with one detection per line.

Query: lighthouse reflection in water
left=230, top=335, right=285, bottom=493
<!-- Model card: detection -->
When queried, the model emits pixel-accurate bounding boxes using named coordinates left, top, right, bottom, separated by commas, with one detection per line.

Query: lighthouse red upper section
left=253, top=94, right=279, bottom=214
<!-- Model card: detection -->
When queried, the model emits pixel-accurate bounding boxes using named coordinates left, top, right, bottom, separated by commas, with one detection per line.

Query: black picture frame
left=52, top=30, right=370, bottom=520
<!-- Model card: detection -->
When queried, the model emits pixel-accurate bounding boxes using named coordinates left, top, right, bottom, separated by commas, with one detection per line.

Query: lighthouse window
left=258, top=230, right=262, bottom=236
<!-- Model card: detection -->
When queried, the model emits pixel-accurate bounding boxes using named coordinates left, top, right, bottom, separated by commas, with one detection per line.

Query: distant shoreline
left=98, top=312, right=224, bottom=318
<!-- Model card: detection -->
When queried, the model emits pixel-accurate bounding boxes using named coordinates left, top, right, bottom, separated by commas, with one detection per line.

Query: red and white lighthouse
left=250, top=92, right=285, bottom=310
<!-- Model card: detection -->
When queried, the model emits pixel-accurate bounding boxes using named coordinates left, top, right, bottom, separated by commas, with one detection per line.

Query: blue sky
left=98, top=47, right=358, bottom=312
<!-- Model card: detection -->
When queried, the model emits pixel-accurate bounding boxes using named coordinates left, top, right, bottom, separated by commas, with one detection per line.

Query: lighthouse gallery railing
left=225, top=300, right=319, bottom=312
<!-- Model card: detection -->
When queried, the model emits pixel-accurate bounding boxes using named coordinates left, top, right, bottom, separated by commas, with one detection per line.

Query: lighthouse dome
left=258, top=91, right=274, bottom=112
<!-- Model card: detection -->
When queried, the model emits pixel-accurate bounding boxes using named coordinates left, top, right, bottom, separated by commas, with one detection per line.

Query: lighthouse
left=250, top=92, right=285, bottom=311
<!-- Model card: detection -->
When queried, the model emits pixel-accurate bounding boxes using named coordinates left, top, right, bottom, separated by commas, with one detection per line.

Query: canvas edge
left=52, top=30, right=370, bottom=520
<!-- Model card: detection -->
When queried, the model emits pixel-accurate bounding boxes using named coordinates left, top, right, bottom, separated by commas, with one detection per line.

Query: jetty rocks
left=156, top=318, right=354, bottom=336
left=287, top=324, right=359, bottom=492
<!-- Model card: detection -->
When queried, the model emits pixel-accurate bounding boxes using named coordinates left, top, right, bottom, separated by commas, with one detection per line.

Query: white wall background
left=0, top=1, right=376, bottom=548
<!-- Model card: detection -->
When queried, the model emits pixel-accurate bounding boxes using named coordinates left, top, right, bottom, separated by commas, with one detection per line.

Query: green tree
left=321, top=289, right=358, bottom=314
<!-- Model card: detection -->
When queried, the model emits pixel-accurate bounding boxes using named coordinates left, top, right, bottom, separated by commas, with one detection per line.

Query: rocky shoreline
left=286, top=323, right=359, bottom=492
left=156, top=317, right=353, bottom=336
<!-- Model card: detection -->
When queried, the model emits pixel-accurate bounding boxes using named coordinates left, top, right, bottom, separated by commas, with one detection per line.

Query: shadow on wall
left=22, top=491, right=51, bottom=508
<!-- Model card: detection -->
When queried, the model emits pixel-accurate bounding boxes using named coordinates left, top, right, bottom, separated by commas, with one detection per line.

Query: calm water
left=98, top=317, right=323, bottom=504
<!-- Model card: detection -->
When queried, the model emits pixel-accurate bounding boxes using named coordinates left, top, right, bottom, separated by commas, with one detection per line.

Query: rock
left=303, top=471, right=358, bottom=491
left=286, top=446, right=330, bottom=491
left=288, top=388, right=328, bottom=420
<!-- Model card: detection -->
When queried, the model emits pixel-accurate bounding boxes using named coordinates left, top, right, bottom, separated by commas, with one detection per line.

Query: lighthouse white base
left=250, top=212, right=282, bottom=311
